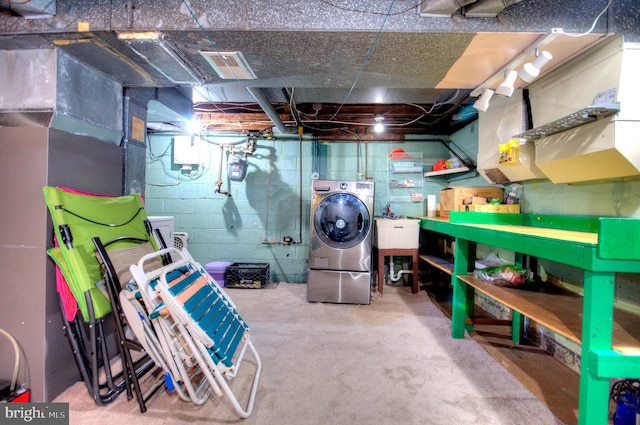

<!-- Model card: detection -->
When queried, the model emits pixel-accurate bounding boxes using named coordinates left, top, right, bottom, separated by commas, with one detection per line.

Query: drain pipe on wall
left=261, top=132, right=304, bottom=246
left=215, top=144, right=230, bottom=197
left=296, top=131, right=303, bottom=244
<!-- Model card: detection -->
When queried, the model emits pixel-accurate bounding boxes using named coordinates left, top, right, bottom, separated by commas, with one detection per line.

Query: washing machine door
left=314, top=193, right=371, bottom=250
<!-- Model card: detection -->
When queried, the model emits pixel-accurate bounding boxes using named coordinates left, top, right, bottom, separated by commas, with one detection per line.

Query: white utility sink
left=374, top=218, right=420, bottom=249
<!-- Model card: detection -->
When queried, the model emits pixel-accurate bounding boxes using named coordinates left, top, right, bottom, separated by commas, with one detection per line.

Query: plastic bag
left=473, top=265, right=533, bottom=288
left=506, top=183, right=523, bottom=205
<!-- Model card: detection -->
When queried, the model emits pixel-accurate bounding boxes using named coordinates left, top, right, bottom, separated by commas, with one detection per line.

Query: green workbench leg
left=578, top=271, right=615, bottom=425
left=511, top=254, right=525, bottom=344
left=511, top=310, right=523, bottom=344
left=451, top=238, right=470, bottom=339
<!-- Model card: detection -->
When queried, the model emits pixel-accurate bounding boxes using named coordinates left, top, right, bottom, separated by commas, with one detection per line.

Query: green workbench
left=420, top=212, right=640, bottom=425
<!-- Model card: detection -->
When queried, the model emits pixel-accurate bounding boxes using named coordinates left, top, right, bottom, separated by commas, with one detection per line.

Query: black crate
left=224, top=263, right=270, bottom=289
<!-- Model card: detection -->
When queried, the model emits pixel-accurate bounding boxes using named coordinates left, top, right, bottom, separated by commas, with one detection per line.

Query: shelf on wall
left=388, top=152, right=423, bottom=204
left=424, top=166, right=471, bottom=177
left=514, top=103, right=620, bottom=141
left=389, top=195, right=424, bottom=203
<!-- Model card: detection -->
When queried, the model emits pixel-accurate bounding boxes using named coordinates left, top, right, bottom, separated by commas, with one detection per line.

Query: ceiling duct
left=246, top=87, right=290, bottom=134
left=118, top=31, right=204, bottom=85
left=463, top=0, right=525, bottom=18
left=200, top=51, right=257, bottom=80
left=0, top=49, right=123, bottom=144
left=419, top=0, right=478, bottom=17
left=0, top=0, right=55, bottom=19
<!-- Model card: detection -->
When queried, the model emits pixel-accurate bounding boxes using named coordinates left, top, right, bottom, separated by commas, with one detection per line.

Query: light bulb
left=184, top=119, right=201, bottom=133
left=518, top=50, right=553, bottom=83
left=374, top=116, right=384, bottom=133
left=496, top=70, right=518, bottom=97
left=473, top=89, right=494, bottom=112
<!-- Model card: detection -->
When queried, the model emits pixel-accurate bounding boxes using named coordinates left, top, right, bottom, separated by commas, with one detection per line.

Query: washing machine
left=307, top=179, right=375, bottom=304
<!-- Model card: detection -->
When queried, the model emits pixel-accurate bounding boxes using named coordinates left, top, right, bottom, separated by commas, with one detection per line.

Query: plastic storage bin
left=205, top=261, right=233, bottom=287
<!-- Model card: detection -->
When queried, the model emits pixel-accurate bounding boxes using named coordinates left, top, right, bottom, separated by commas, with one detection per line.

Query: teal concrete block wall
left=144, top=120, right=640, bottom=308
left=144, top=130, right=480, bottom=283
left=145, top=134, right=313, bottom=283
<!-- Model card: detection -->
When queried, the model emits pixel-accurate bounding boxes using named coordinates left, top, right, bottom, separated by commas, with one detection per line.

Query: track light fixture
left=518, top=50, right=553, bottom=83
left=473, top=89, right=494, bottom=112
left=470, top=33, right=559, bottom=105
left=495, top=70, right=518, bottom=97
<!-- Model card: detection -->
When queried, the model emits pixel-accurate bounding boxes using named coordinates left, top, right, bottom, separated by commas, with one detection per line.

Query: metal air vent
left=200, top=51, right=257, bottom=80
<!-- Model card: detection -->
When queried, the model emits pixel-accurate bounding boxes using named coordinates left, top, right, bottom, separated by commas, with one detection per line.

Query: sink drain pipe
left=388, top=256, right=412, bottom=282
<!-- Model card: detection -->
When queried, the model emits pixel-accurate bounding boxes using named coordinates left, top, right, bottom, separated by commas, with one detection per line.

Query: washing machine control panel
left=339, top=182, right=348, bottom=190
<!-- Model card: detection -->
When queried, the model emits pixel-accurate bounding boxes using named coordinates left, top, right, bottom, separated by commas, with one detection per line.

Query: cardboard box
left=440, top=186, right=504, bottom=217
left=375, top=218, right=420, bottom=249
left=463, top=196, right=489, bottom=205
left=444, top=239, right=456, bottom=255
left=458, top=204, right=520, bottom=214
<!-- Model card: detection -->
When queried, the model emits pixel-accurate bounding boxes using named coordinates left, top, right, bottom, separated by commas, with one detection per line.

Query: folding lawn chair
left=130, top=247, right=262, bottom=418
left=92, top=236, right=178, bottom=411
left=113, top=243, right=213, bottom=406
left=43, top=186, right=161, bottom=411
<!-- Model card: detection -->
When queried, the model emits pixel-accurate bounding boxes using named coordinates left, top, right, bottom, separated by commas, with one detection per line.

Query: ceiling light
left=184, top=118, right=201, bottom=134
left=473, top=89, right=494, bottom=112
left=117, top=31, right=162, bottom=41
left=374, top=116, right=384, bottom=133
left=470, top=33, right=558, bottom=98
left=495, top=70, right=518, bottom=97
left=200, top=51, right=257, bottom=80
left=518, top=50, right=553, bottom=83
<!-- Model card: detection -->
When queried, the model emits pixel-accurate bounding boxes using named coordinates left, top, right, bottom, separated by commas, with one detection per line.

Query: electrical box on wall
left=173, top=135, right=201, bottom=167
left=477, top=89, right=545, bottom=184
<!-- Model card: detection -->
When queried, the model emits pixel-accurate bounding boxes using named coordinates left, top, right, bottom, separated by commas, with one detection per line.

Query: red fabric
left=55, top=236, right=78, bottom=322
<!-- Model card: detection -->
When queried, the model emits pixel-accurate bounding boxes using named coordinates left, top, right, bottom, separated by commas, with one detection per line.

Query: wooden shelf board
left=420, top=254, right=454, bottom=275
left=458, top=274, right=640, bottom=352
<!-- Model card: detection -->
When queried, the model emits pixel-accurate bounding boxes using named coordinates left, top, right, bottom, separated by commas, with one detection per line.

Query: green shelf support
left=589, top=350, right=640, bottom=379
left=451, top=238, right=471, bottom=339
left=578, top=270, right=616, bottom=425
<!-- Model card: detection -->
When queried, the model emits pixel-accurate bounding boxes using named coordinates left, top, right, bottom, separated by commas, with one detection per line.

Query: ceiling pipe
left=463, top=0, right=525, bottom=18
left=246, top=87, right=291, bottom=134
left=419, top=0, right=478, bottom=17
left=146, top=122, right=183, bottom=132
